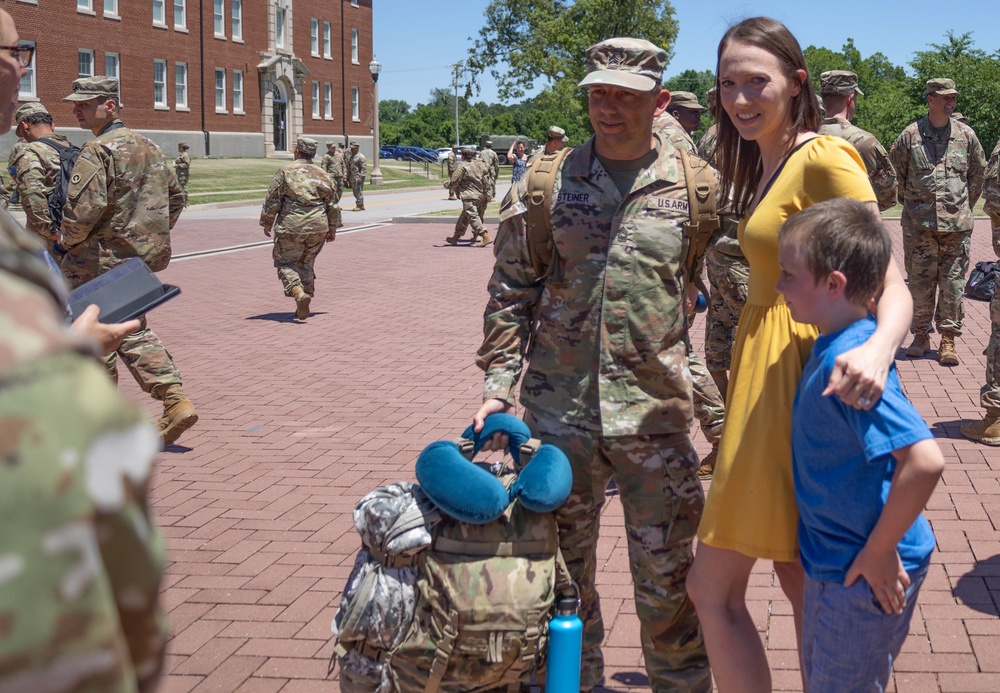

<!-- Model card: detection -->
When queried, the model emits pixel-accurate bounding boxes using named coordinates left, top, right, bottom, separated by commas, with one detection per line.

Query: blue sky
left=374, top=0, right=998, bottom=108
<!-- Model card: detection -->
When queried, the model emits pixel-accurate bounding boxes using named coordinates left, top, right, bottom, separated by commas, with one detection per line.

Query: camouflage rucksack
left=332, top=423, right=574, bottom=693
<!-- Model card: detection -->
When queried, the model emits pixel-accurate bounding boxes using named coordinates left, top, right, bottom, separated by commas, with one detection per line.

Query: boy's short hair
left=779, top=198, right=891, bottom=307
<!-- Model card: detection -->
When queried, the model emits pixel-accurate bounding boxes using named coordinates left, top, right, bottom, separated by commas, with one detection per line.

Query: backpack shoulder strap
left=678, top=148, right=720, bottom=282
left=36, top=138, right=73, bottom=156
left=525, top=147, right=573, bottom=280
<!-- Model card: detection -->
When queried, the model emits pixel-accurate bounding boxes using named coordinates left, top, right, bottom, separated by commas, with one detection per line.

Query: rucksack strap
left=424, top=608, right=460, bottom=693
left=37, top=137, right=71, bottom=155
left=525, top=147, right=573, bottom=279
left=678, top=148, right=720, bottom=283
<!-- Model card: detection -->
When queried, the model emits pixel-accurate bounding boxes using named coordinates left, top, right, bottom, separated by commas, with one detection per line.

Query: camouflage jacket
left=59, top=119, right=185, bottom=286
left=696, top=124, right=718, bottom=163
left=653, top=112, right=697, bottom=155
left=890, top=116, right=986, bottom=233
left=260, top=158, right=342, bottom=235
left=449, top=159, right=488, bottom=202
left=173, top=151, right=190, bottom=174
left=985, top=138, right=1000, bottom=256
left=446, top=151, right=458, bottom=177
left=10, top=134, right=73, bottom=239
left=479, top=147, right=500, bottom=183
left=477, top=134, right=711, bottom=437
left=818, top=117, right=897, bottom=212
left=0, top=207, right=168, bottom=693
left=348, top=152, right=367, bottom=182
left=322, top=152, right=345, bottom=179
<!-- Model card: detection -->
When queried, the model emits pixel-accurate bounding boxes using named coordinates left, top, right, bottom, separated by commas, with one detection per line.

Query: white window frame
left=174, top=0, right=187, bottom=30
left=275, top=7, right=286, bottom=48
left=153, top=59, right=168, bottom=108
left=231, top=0, right=243, bottom=41
left=324, top=83, right=333, bottom=119
left=312, top=81, right=320, bottom=119
left=213, top=0, right=224, bottom=37
left=152, top=0, right=166, bottom=26
left=351, top=0, right=358, bottom=6
left=77, top=0, right=94, bottom=13
left=352, top=86, right=360, bottom=121
left=104, top=0, right=119, bottom=17
left=78, top=48, right=95, bottom=78
left=351, top=28, right=359, bottom=64
left=175, top=62, right=188, bottom=109
left=310, top=19, right=319, bottom=56
left=18, top=40, right=36, bottom=99
left=214, top=68, right=226, bottom=113
left=104, top=52, right=120, bottom=79
left=232, top=70, right=244, bottom=113
left=323, top=22, right=332, bottom=59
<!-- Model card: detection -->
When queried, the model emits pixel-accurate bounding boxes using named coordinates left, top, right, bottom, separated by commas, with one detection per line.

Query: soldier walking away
left=471, top=38, right=712, bottom=692
left=446, top=144, right=459, bottom=199
left=891, top=78, right=986, bottom=366
left=817, top=71, right=897, bottom=212
left=348, top=141, right=366, bottom=210
left=174, top=141, right=191, bottom=205
left=961, top=137, right=1000, bottom=445
left=444, top=146, right=491, bottom=247
left=480, top=138, right=500, bottom=201
left=9, top=101, right=75, bottom=252
left=321, top=140, right=346, bottom=203
left=260, top=137, right=342, bottom=321
left=58, top=75, right=195, bottom=447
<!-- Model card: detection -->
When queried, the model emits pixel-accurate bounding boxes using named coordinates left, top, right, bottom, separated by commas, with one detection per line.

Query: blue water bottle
left=545, top=595, right=583, bottom=692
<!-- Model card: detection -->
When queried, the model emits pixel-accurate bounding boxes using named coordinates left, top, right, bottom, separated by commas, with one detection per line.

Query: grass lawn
left=422, top=202, right=502, bottom=218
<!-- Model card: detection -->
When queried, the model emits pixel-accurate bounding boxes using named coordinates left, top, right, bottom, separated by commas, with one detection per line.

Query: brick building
left=4, top=0, right=375, bottom=159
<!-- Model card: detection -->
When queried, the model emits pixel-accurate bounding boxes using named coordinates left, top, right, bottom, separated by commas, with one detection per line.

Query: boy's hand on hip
left=845, top=545, right=910, bottom=614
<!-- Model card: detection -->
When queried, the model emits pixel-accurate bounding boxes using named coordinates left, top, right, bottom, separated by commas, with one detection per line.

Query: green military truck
left=480, top=134, right=538, bottom=164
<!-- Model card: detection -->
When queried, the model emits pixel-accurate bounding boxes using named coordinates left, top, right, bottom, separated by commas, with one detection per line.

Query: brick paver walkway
left=121, top=212, right=999, bottom=692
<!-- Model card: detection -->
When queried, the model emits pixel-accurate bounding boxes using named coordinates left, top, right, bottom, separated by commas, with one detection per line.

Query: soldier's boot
left=938, top=335, right=960, bottom=366
left=905, top=333, right=931, bottom=358
left=290, top=286, right=311, bottom=320
left=445, top=234, right=461, bottom=245
left=710, top=369, right=729, bottom=403
left=697, top=444, right=718, bottom=480
left=155, top=383, right=198, bottom=447
left=474, top=232, right=492, bottom=247
left=961, top=408, right=1000, bottom=446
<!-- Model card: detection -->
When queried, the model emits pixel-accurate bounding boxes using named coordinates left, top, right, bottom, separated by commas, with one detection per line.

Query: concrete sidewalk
left=124, top=215, right=1000, bottom=693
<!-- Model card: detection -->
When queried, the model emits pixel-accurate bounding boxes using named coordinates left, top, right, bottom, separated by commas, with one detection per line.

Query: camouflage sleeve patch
left=60, top=147, right=108, bottom=249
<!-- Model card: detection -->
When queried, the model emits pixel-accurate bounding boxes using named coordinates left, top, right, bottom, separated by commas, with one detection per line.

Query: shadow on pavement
left=929, top=420, right=966, bottom=440
left=608, top=672, right=650, bottom=687
left=245, top=312, right=303, bottom=323
left=954, top=553, right=1000, bottom=616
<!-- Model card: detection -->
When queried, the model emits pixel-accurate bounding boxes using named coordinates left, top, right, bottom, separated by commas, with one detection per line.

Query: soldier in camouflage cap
left=479, top=139, right=500, bottom=200
left=817, top=70, right=898, bottom=212
left=470, top=36, right=711, bottom=692
left=527, top=126, right=569, bottom=168
left=444, top=146, right=491, bottom=247
left=666, top=91, right=706, bottom=137
left=347, top=141, right=367, bottom=210
left=446, top=144, right=459, bottom=199
left=321, top=140, right=346, bottom=203
left=58, top=74, right=195, bottom=447
left=173, top=141, right=191, bottom=205
left=260, top=136, right=342, bottom=320
left=891, top=77, right=986, bottom=365
left=10, top=100, right=76, bottom=252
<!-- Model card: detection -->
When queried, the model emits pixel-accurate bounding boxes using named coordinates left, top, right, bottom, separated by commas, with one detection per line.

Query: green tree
left=379, top=99, right=411, bottom=124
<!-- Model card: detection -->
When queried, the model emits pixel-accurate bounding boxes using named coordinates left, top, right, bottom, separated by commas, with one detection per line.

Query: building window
left=18, top=40, right=35, bottom=99
left=174, top=0, right=186, bottom=29
left=105, top=52, right=119, bottom=79
left=215, top=68, right=226, bottom=112
left=351, top=28, right=359, bottom=64
left=77, top=0, right=93, bottom=12
left=232, top=70, right=243, bottom=113
left=324, top=83, right=333, bottom=119
left=153, top=59, right=167, bottom=107
left=175, top=62, right=188, bottom=108
left=231, top=0, right=242, bottom=40
left=312, top=81, right=320, bottom=119
left=78, top=49, right=95, bottom=78
left=275, top=8, right=286, bottom=48
left=351, top=0, right=358, bottom=6
left=310, top=19, right=319, bottom=56
left=213, top=0, right=224, bottom=36
left=104, top=0, right=119, bottom=16
left=152, top=0, right=165, bottom=25
left=352, top=86, right=359, bottom=121
left=323, top=22, right=331, bottom=59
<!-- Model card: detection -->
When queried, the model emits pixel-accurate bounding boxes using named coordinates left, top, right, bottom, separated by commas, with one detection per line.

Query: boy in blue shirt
left=776, top=198, right=945, bottom=693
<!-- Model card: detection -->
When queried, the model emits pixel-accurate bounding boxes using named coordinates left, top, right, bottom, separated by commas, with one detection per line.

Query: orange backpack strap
left=678, top=148, right=720, bottom=283
left=524, top=147, right=573, bottom=279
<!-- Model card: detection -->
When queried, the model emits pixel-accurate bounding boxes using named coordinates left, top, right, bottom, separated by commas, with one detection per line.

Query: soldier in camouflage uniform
left=891, top=78, right=986, bottom=366
left=260, top=137, right=342, bottom=321
left=322, top=141, right=346, bottom=203
left=961, top=137, right=1000, bottom=445
left=58, top=75, right=196, bottom=447
left=173, top=141, right=191, bottom=205
left=348, top=141, right=367, bottom=211
left=0, top=12, right=168, bottom=688
left=817, top=71, right=897, bottom=212
left=445, top=147, right=492, bottom=247
left=9, top=101, right=73, bottom=252
left=526, top=125, right=568, bottom=168
left=666, top=91, right=706, bottom=140
left=445, top=144, right=459, bottom=199
left=479, top=138, right=501, bottom=200
left=471, top=38, right=711, bottom=693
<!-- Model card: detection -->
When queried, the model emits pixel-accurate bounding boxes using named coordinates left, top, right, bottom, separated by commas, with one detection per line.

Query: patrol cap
left=578, top=37, right=667, bottom=93
left=326, top=140, right=337, bottom=147
left=547, top=125, right=568, bottom=142
left=350, top=141, right=359, bottom=147
left=461, top=146, right=476, bottom=155
left=296, top=137, right=318, bottom=157
left=952, top=112, right=967, bottom=123
left=820, top=70, right=863, bottom=96
left=484, top=139, right=493, bottom=146
left=705, top=86, right=717, bottom=112
left=669, top=91, right=705, bottom=112
left=62, top=75, right=119, bottom=101
left=178, top=141, right=189, bottom=149
left=13, top=101, right=49, bottom=122
left=451, top=144, right=459, bottom=149
left=926, top=78, right=958, bottom=96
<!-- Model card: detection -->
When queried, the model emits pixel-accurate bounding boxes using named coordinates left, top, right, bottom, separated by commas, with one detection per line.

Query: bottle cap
left=556, top=596, right=581, bottom=614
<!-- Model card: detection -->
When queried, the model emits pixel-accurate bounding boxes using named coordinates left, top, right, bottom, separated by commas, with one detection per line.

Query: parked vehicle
left=392, top=146, right=436, bottom=162
left=379, top=147, right=395, bottom=158
left=436, top=147, right=454, bottom=163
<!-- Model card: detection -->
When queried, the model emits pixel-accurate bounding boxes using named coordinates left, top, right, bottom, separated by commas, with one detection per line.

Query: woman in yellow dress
left=686, top=17, right=913, bottom=692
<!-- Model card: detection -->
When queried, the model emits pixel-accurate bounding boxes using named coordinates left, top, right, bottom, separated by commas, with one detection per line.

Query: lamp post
left=368, top=56, right=383, bottom=186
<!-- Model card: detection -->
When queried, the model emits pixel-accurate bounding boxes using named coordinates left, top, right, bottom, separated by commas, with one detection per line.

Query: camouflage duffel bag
left=331, top=414, right=574, bottom=693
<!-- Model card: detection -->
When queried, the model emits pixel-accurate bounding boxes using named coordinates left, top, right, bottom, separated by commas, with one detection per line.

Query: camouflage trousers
left=689, top=349, right=724, bottom=446
left=454, top=199, right=487, bottom=239
left=333, top=178, right=344, bottom=205
left=524, top=411, right=711, bottom=693
left=273, top=232, right=327, bottom=296
left=981, top=289, right=1000, bottom=409
left=902, top=226, right=971, bottom=336
left=103, top=316, right=183, bottom=395
left=352, top=177, right=365, bottom=208
left=704, top=246, right=749, bottom=373
left=177, top=172, right=189, bottom=204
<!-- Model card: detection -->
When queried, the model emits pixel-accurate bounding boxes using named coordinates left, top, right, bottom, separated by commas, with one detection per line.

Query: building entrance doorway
left=272, top=84, right=288, bottom=152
